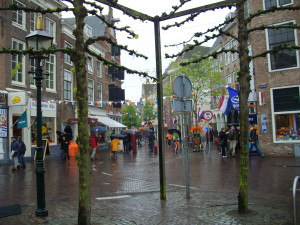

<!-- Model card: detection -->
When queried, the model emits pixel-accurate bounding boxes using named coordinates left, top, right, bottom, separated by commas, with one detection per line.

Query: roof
left=63, top=16, right=106, bottom=37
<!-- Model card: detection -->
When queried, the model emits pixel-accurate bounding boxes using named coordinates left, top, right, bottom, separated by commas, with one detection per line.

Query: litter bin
left=294, top=144, right=300, bottom=157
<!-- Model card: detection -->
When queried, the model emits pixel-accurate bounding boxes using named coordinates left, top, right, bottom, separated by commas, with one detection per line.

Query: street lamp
left=25, top=17, right=53, bottom=217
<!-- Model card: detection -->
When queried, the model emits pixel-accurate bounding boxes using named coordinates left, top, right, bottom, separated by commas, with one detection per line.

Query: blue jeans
left=149, top=141, right=154, bottom=152
left=18, top=153, right=26, bottom=167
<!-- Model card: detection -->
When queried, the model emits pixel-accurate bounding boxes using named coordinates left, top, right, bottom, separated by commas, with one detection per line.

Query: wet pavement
left=1, top=143, right=300, bottom=224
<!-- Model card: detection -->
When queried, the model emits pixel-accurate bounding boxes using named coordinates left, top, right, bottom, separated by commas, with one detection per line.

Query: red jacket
left=90, top=135, right=97, bottom=148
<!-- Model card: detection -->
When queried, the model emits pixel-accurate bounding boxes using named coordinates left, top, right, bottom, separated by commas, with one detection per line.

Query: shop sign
left=68, top=118, right=98, bottom=124
left=0, top=109, right=8, bottom=138
left=31, top=99, right=56, bottom=111
left=8, top=91, right=27, bottom=106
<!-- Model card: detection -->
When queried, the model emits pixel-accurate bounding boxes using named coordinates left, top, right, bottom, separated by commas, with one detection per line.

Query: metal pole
left=34, top=57, right=48, bottom=217
left=182, top=78, right=190, bottom=199
left=154, top=20, right=166, bottom=200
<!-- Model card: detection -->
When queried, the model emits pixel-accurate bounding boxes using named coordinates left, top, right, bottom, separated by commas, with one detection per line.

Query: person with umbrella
left=172, top=132, right=180, bottom=155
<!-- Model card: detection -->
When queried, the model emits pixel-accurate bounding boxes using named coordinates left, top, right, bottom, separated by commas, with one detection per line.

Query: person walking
left=249, top=124, right=265, bottom=158
left=90, top=133, right=98, bottom=160
left=110, top=137, right=120, bottom=159
left=59, top=134, right=70, bottom=166
left=17, top=136, right=26, bottom=168
left=148, top=132, right=155, bottom=152
left=10, top=136, right=20, bottom=172
left=219, top=128, right=227, bottom=158
left=172, top=132, right=180, bottom=154
left=166, top=132, right=172, bottom=147
left=227, top=125, right=237, bottom=157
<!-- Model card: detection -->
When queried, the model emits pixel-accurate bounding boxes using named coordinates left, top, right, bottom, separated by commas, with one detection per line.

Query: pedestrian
left=110, top=137, right=120, bottom=159
left=10, top=136, right=20, bottom=172
left=59, top=134, right=70, bottom=166
left=17, top=136, right=26, bottom=168
left=148, top=132, right=155, bottom=152
left=166, top=132, right=172, bottom=147
left=219, top=128, right=227, bottom=158
left=227, top=125, right=237, bottom=157
left=249, top=124, right=265, bottom=158
left=172, top=132, right=180, bottom=155
left=90, top=133, right=98, bottom=160
left=64, top=125, right=73, bottom=140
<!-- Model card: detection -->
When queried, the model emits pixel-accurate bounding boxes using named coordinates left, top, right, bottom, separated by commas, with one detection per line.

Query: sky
left=109, top=0, right=232, bottom=102
left=63, top=1, right=232, bottom=102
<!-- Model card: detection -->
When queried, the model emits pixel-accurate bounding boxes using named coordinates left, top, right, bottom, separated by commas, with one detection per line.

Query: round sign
left=203, top=110, right=213, bottom=121
left=173, top=75, right=192, bottom=98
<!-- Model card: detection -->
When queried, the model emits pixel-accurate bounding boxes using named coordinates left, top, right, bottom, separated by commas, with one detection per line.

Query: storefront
left=30, top=99, right=57, bottom=146
left=271, top=85, right=300, bottom=143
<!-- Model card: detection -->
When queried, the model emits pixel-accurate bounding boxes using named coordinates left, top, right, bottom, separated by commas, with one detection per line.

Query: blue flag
left=17, top=111, right=28, bottom=129
left=227, top=87, right=239, bottom=109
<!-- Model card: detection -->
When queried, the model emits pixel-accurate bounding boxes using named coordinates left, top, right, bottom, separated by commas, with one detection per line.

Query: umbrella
left=122, top=130, right=134, bottom=134
left=202, top=127, right=211, bottom=132
left=190, top=125, right=203, bottom=133
left=111, top=133, right=126, bottom=138
left=91, top=126, right=108, bottom=133
left=168, top=129, right=181, bottom=137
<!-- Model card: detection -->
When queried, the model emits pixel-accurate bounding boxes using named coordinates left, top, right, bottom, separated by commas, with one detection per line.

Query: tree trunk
left=73, top=1, right=91, bottom=224
left=236, top=0, right=251, bottom=214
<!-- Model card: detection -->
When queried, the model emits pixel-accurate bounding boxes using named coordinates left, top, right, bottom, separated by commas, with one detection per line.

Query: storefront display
left=275, top=113, right=300, bottom=141
left=31, top=117, right=55, bottom=144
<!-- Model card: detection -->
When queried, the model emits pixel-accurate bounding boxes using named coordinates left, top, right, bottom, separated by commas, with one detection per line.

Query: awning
left=93, top=116, right=127, bottom=128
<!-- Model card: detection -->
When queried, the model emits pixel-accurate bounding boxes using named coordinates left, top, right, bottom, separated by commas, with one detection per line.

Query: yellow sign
left=8, top=91, right=27, bottom=106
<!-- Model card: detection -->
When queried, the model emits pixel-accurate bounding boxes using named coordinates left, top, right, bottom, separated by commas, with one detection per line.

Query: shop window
left=266, top=21, right=298, bottom=71
left=31, top=117, right=55, bottom=144
left=274, top=113, right=300, bottom=141
left=273, top=86, right=300, bottom=142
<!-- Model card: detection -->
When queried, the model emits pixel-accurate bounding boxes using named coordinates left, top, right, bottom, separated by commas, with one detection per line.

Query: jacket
left=11, top=140, right=20, bottom=157
left=111, top=138, right=120, bottom=152
left=90, top=135, right=98, bottom=148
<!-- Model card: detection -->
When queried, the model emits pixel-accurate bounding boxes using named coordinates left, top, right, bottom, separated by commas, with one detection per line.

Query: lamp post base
left=35, top=208, right=48, bottom=217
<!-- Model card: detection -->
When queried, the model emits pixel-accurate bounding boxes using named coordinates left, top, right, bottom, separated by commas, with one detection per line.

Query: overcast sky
left=63, top=1, right=232, bottom=102
left=110, top=0, right=231, bottom=102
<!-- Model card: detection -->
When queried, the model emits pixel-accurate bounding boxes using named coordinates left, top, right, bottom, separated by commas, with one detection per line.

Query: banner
left=228, top=87, right=239, bottom=109
left=17, top=111, right=28, bottom=129
left=0, top=109, right=8, bottom=137
left=219, top=95, right=232, bottom=116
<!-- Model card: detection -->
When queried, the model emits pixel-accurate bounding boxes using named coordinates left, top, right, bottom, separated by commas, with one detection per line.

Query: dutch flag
left=198, top=107, right=205, bottom=120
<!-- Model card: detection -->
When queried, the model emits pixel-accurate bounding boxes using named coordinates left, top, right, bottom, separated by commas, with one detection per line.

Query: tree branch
left=251, top=45, right=300, bottom=60
left=0, top=4, right=73, bottom=14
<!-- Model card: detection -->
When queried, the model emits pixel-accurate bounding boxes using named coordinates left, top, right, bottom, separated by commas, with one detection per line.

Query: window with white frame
left=84, top=25, right=93, bottom=38
left=64, top=42, right=73, bottom=65
left=266, top=21, right=298, bottom=71
left=30, top=12, right=37, bottom=32
left=88, top=79, right=94, bottom=102
left=272, top=86, right=300, bottom=142
left=87, top=56, right=93, bottom=73
left=30, top=58, right=36, bottom=85
left=64, top=70, right=73, bottom=101
left=226, top=74, right=232, bottom=85
left=45, top=17, right=56, bottom=43
left=11, top=39, right=25, bottom=84
left=231, top=39, right=238, bottom=61
left=97, top=82, right=102, bottom=105
left=96, top=61, right=102, bottom=78
left=224, top=43, right=231, bottom=65
left=264, top=0, right=292, bottom=9
left=12, top=0, right=26, bottom=29
left=45, top=54, right=56, bottom=90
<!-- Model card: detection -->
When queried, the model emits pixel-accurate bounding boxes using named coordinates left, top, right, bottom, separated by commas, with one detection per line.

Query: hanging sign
left=8, top=91, right=27, bottom=106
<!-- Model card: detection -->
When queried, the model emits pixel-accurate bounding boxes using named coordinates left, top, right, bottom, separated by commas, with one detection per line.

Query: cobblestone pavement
left=0, top=144, right=300, bottom=224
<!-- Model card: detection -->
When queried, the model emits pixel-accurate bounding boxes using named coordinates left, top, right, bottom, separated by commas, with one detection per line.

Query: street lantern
left=25, top=30, right=53, bottom=57
left=26, top=16, right=53, bottom=218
